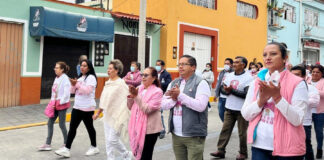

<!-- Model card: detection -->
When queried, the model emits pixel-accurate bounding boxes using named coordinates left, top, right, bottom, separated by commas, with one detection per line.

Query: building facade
left=267, top=0, right=324, bottom=65
left=110, top=0, right=268, bottom=81
left=0, top=0, right=161, bottom=107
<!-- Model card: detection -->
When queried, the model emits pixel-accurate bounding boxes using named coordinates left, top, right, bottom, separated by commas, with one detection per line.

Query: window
left=237, top=1, right=258, bottom=19
left=305, top=9, right=319, bottom=26
left=283, top=4, right=296, bottom=23
left=188, top=0, right=216, bottom=10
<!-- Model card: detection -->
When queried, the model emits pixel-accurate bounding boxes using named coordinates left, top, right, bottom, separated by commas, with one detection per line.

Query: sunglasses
left=140, top=73, right=150, bottom=78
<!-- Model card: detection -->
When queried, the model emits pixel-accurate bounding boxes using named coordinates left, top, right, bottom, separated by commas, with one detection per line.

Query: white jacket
left=51, top=74, right=71, bottom=105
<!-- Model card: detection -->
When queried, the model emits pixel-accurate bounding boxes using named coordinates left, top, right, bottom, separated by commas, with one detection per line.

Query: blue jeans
left=160, top=109, right=166, bottom=135
left=313, top=113, right=324, bottom=150
left=304, top=125, right=314, bottom=160
left=252, top=147, right=304, bottom=160
left=218, top=97, right=226, bottom=122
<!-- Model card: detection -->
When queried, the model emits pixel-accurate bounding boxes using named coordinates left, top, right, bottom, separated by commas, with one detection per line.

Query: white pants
left=103, top=122, right=128, bottom=159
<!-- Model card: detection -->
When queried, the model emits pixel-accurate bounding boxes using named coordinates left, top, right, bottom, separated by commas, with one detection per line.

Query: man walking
left=210, top=56, right=253, bottom=160
left=162, top=55, right=210, bottom=160
left=156, top=59, right=172, bottom=139
left=215, top=58, right=233, bottom=122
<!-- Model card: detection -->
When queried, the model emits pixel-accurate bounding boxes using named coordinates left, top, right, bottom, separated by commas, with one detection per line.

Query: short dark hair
left=147, top=67, right=161, bottom=88
left=131, top=61, right=141, bottom=70
left=156, top=59, right=165, bottom=66
left=248, top=62, right=255, bottom=70
left=235, top=56, right=248, bottom=69
left=267, top=42, right=288, bottom=59
left=225, top=58, right=233, bottom=64
left=312, top=64, right=324, bottom=77
left=181, top=55, right=197, bottom=67
left=257, top=62, right=263, bottom=68
left=291, top=65, right=306, bottom=77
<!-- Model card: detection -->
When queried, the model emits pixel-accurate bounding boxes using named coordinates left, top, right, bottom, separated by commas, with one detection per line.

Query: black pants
left=65, top=109, right=96, bottom=149
left=141, top=133, right=160, bottom=160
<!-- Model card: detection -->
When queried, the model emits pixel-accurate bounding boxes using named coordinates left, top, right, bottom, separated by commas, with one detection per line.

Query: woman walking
left=93, top=59, right=133, bottom=160
left=128, top=67, right=163, bottom=160
left=202, top=63, right=214, bottom=111
left=55, top=60, right=99, bottom=158
left=241, top=42, right=308, bottom=160
left=39, top=62, right=71, bottom=151
left=308, top=64, right=324, bottom=159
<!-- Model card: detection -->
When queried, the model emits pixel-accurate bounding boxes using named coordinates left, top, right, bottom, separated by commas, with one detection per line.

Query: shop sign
left=121, top=19, right=148, bottom=36
left=32, top=9, right=41, bottom=27
left=304, top=41, right=320, bottom=50
left=77, top=17, right=88, bottom=32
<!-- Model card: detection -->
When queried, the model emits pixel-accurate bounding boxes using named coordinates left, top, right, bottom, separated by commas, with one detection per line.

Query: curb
left=0, top=110, right=103, bottom=131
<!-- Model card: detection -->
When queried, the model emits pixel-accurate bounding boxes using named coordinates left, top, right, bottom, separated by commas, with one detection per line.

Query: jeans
left=313, top=113, right=324, bottom=150
left=251, top=147, right=304, bottom=160
left=304, top=125, right=314, bottom=160
left=160, top=110, right=166, bottom=135
left=217, top=97, right=226, bottom=122
left=46, top=109, right=67, bottom=145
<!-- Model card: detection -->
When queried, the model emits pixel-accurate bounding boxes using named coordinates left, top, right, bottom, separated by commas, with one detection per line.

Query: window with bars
left=187, top=0, right=216, bottom=10
left=283, top=4, right=296, bottom=23
left=305, top=9, right=319, bottom=26
left=237, top=1, right=258, bottom=19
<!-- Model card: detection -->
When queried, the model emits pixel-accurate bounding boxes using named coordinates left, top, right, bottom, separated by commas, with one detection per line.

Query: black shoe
left=316, top=149, right=322, bottom=159
left=210, top=151, right=225, bottom=158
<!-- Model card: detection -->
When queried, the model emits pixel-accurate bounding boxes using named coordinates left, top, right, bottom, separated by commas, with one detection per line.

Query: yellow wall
left=112, top=0, right=267, bottom=71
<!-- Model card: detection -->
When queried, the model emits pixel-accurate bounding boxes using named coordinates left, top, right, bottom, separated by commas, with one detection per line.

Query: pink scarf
left=128, top=85, right=151, bottom=160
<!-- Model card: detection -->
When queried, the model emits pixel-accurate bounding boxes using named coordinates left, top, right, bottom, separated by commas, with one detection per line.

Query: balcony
left=303, top=26, right=324, bottom=42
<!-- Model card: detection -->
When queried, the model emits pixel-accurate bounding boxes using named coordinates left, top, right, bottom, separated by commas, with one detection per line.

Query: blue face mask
left=130, top=66, right=135, bottom=72
left=155, top=66, right=161, bottom=72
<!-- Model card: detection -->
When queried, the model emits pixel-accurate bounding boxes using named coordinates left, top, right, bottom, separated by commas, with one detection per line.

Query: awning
left=29, top=6, right=114, bottom=42
left=111, top=12, right=164, bottom=25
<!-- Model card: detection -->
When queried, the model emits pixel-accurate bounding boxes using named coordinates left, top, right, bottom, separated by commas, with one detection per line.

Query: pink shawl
left=128, top=85, right=149, bottom=160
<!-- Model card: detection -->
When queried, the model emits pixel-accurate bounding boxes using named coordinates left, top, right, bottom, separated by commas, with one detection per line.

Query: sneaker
left=122, top=151, right=133, bottom=160
left=55, top=147, right=71, bottom=158
left=85, top=146, right=99, bottom=156
left=38, top=144, right=52, bottom=151
left=159, top=132, right=165, bottom=139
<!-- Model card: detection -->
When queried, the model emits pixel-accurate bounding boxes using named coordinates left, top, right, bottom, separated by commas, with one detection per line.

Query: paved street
left=0, top=102, right=320, bottom=160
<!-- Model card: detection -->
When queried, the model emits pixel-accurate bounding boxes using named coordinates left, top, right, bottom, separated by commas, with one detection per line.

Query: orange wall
left=20, top=77, right=41, bottom=106
left=113, top=0, right=268, bottom=71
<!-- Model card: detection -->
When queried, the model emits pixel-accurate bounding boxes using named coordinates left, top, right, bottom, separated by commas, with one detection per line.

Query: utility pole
left=137, top=0, right=147, bottom=71
left=299, top=0, right=304, bottom=64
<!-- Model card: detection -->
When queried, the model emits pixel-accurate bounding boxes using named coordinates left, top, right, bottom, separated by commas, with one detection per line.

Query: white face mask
left=205, top=67, right=210, bottom=71
left=251, top=68, right=257, bottom=73
left=224, top=65, right=230, bottom=71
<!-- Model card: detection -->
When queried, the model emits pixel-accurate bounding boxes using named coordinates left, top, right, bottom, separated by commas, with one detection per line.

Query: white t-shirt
left=250, top=73, right=308, bottom=151
left=310, top=81, right=319, bottom=114
left=74, top=75, right=97, bottom=109
left=220, top=72, right=230, bottom=98
left=224, top=71, right=253, bottom=111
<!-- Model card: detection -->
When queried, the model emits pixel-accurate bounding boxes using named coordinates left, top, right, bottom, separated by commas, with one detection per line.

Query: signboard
left=304, top=41, right=320, bottom=50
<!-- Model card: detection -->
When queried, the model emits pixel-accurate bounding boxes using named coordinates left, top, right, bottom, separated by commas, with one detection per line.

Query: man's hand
left=224, top=85, right=233, bottom=93
left=169, top=85, right=180, bottom=101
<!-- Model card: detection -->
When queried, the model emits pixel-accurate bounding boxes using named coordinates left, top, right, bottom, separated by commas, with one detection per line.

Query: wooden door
left=0, top=22, right=23, bottom=107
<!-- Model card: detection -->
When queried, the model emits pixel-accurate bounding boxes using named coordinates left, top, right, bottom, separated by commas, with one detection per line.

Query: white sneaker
left=85, top=146, right=99, bottom=156
left=123, top=151, right=133, bottom=160
left=38, top=144, right=52, bottom=151
left=55, top=147, right=71, bottom=158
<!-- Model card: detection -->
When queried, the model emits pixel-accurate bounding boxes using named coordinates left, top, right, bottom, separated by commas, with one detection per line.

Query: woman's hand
left=70, top=78, right=77, bottom=86
left=129, top=85, right=138, bottom=98
left=92, top=113, right=99, bottom=120
left=257, top=81, right=281, bottom=107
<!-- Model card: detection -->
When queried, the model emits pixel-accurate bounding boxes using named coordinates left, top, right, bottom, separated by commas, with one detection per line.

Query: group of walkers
left=37, top=41, right=324, bottom=160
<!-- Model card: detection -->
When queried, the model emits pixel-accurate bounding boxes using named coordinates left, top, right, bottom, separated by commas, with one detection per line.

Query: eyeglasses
left=177, top=63, right=191, bottom=67
left=140, top=73, right=150, bottom=78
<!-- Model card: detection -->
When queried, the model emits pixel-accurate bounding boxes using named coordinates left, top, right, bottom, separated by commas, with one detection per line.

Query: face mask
left=155, top=66, right=161, bottom=72
left=205, top=67, right=210, bottom=71
left=130, top=66, right=135, bottom=72
left=251, top=68, right=257, bottom=73
left=224, top=65, right=230, bottom=71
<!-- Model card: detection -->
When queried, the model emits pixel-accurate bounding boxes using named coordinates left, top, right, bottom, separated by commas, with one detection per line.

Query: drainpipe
left=299, top=0, right=303, bottom=63
left=138, top=0, right=147, bottom=71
